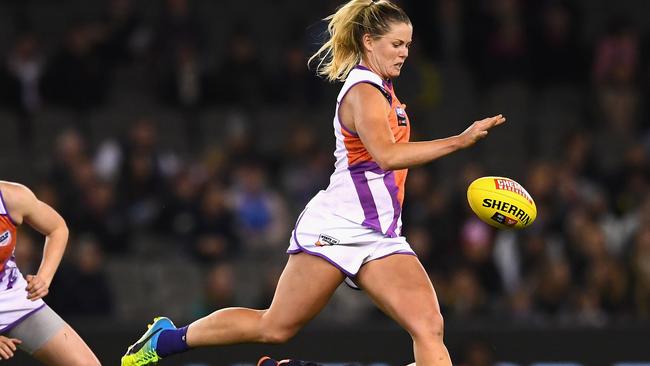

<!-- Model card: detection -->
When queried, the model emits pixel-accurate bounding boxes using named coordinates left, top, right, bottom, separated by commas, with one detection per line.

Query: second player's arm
left=4, top=183, right=68, bottom=299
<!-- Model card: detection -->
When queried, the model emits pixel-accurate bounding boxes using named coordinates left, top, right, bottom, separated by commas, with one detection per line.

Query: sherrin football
left=467, top=176, right=537, bottom=229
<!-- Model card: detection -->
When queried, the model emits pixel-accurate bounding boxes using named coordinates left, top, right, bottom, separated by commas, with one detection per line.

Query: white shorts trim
left=287, top=207, right=416, bottom=287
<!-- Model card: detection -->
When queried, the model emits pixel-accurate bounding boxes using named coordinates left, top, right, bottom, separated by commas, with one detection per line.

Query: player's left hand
left=25, top=274, right=50, bottom=301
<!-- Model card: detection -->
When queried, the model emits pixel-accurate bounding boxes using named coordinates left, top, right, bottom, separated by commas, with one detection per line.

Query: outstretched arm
left=1, top=182, right=68, bottom=301
left=341, top=83, right=506, bottom=170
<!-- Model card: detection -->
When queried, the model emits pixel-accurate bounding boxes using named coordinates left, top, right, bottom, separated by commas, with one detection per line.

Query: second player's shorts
left=0, top=267, right=45, bottom=332
left=3, top=304, right=65, bottom=354
left=287, top=207, right=416, bottom=289
left=0, top=266, right=65, bottom=353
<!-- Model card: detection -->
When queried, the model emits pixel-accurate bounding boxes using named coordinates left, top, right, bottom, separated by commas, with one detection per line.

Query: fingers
left=25, top=275, right=34, bottom=291
left=487, top=114, right=505, bottom=126
left=0, top=341, right=16, bottom=359
left=25, top=275, right=48, bottom=301
left=27, top=286, right=48, bottom=301
left=477, top=114, right=506, bottom=130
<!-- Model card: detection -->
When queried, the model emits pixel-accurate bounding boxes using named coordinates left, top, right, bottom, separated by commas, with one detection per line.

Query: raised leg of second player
left=186, top=253, right=344, bottom=346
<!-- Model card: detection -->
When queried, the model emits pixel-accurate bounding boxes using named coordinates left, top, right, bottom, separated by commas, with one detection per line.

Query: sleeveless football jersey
left=0, top=188, right=45, bottom=331
left=306, top=65, right=410, bottom=238
left=0, top=190, right=17, bottom=277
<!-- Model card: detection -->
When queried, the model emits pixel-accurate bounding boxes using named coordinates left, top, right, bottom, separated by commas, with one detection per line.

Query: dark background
left=1, top=0, right=650, bottom=365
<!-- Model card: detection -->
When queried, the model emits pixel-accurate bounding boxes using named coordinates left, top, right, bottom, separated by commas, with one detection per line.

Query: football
left=467, top=176, right=537, bottom=229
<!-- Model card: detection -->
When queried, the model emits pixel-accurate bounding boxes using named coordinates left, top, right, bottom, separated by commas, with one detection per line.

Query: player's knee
left=260, top=323, right=300, bottom=344
left=265, top=325, right=300, bottom=344
left=258, top=310, right=302, bottom=344
left=408, top=312, right=445, bottom=342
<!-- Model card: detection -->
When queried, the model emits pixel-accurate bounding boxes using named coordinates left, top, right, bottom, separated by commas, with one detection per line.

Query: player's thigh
left=356, top=254, right=443, bottom=335
left=263, top=252, right=345, bottom=330
left=32, top=324, right=101, bottom=366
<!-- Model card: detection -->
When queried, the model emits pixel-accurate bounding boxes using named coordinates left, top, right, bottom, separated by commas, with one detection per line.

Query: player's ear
left=362, top=33, right=374, bottom=53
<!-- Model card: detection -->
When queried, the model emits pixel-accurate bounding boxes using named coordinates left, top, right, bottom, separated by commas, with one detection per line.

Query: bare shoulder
left=346, top=82, right=387, bottom=103
left=0, top=181, right=37, bottom=223
left=0, top=181, right=34, bottom=199
left=342, top=82, right=392, bottom=118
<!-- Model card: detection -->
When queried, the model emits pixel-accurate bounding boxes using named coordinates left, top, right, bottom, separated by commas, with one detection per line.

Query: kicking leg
left=186, top=252, right=345, bottom=345
left=122, top=252, right=344, bottom=365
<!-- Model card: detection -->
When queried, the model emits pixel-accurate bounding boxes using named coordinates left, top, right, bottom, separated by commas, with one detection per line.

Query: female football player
left=0, top=180, right=101, bottom=365
left=122, top=1, right=504, bottom=365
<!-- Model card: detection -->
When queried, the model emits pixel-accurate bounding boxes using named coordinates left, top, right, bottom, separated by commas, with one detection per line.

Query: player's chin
left=390, top=65, right=403, bottom=78
left=388, top=69, right=401, bottom=78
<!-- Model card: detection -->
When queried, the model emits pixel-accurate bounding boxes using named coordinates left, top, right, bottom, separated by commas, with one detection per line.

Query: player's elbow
left=375, top=152, right=399, bottom=171
left=376, top=158, right=393, bottom=171
left=59, top=221, right=70, bottom=239
left=51, top=221, right=69, bottom=244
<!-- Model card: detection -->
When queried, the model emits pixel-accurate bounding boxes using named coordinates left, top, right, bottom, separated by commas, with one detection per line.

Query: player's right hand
left=0, top=335, right=21, bottom=359
left=457, top=114, right=506, bottom=148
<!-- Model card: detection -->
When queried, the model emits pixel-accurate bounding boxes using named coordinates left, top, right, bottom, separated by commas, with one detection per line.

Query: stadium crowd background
left=1, top=0, right=650, bottom=364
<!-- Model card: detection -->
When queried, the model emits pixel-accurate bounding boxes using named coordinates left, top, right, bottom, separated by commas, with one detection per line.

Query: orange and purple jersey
left=0, top=191, right=17, bottom=272
left=306, top=66, right=410, bottom=237
left=0, top=190, right=18, bottom=288
left=0, top=188, right=45, bottom=331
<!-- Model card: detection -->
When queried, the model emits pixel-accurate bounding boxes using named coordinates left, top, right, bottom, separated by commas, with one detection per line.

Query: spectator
left=189, top=182, right=240, bottom=264
left=42, top=22, right=111, bottom=129
left=48, top=237, right=113, bottom=316
left=0, top=32, right=44, bottom=146
left=191, top=261, right=236, bottom=318
left=213, top=28, right=268, bottom=106
left=530, top=0, right=587, bottom=88
left=230, top=163, right=289, bottom=253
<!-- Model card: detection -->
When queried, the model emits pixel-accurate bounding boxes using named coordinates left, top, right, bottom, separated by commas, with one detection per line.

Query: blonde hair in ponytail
left=309, top=0, right=410, bottom=82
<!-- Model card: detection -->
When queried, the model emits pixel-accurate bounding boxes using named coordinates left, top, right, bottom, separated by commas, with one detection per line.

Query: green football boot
left=121, top=317, right=176, bottom=366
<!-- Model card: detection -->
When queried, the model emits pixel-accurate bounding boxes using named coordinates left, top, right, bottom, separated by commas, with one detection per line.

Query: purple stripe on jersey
left=0, top=303, right=46, bottom=333
left=6, top=267, right=18, bottom=289
left=289, top=210, right=356, bottom=278
left=337, top=113, right=359, bottom=137
left=349, top=163, right=382, bottom=233
left=0, top=259, right=16, bottom=287
left=354, top=64, right=393, bottom=93
left=0, top=189, right=17, bottom=226
left=383, top=171, right=402, bottom=238
left=382, top=78, right=393, bottom=91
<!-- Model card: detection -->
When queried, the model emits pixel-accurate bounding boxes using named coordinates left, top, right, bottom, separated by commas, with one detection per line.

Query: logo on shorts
left=315, top=234, right=340, bottom=246
left=0, top=231, right=11, bottom=247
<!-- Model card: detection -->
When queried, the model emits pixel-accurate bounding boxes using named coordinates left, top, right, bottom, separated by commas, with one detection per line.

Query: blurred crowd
left=1, top=0, right=650, bottom=334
